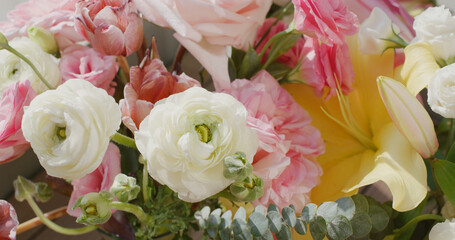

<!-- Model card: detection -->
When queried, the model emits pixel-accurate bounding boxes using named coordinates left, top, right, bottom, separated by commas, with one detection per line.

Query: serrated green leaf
left=267, top=210, right=282, bottom=233
left=238, top=47, right=261, bottom=79
left=317, top=202, right=338, bottom=222
left=233, top=218, right=251, bottom=240
left=351, top=194, right=369, bottom=213
left=434, top=160, right=455, bottom=206
left=350, top=212, right=372, bottom=239
left=336, top=197, right=355, bottom=220
left=234, top=207, right=247, bottom=221
left=369, top=205, right=389, bottom=233
left=253, top=229, right=274, bottom=240
left=302, top=203, right=318, bottom=222
left=282, top=206, right=297, bottom=227
left=220, top=210, right=233, bottom=230
left=268, top=204, right=280, bottom=213
left=327, top=215, right=353, bottom=240
left=248, top=212, right=269, bottom=237
left=275, top=224, right=292, bottom=240
left=309, top=216, right=327, bottom=240
left=294, top=217, right=307, bottom=235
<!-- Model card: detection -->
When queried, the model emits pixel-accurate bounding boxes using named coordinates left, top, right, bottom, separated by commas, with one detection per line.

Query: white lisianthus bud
left=413, top=6, right=455, bottom=61
left=27, top=26, right=59, bottom=56
left=21, top=79, right=121, bottom=180
left=0, top=37, right=61, bottom=95
left=429, top=219, right=455, bottom=240
left=377, top=76, right=438, bottom=158
left=358, top=8, right=400, bottom=55
left=135, top=87, right=258, bottom=202
left=428, top=64, right=455, bottom=118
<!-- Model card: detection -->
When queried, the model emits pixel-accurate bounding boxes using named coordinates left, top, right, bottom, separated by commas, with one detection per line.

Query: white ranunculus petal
left=428, top=64, right=455, bottom=118
left=429, top=219, right=455, bottom=240
left=21, top=79, right=121, bottom=180
left=135, top=87, right=258, bottom=202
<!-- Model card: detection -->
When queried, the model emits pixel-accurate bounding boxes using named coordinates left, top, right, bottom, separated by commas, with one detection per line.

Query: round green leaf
left=268, top=203, right=280, bottom=213
left=336, top=197, right=355, bottom=220
left=235, top=207, right=247, bottom=221
left=275, top=224, right=292, bottom=240
left=294, top=217, right=307, bottom=235
left=317, top=202, right=338, bottom=222
left=233, top=218, right=251, bottom=240
left=309, top=216, right=327, bottom=240
left=327, top=215, right=353, bottom=240
left=350, top=212, right=372, bottom=239
left=302, top=203, right=318, bottom=222
left=351, top=194, right=369, bottom=213
left=369, top=205, right=389, bottom=233
left=248, top=212, right=269, bottom=237
left=220, top=210, right=233, bottom=230
left=267, top=210, right=282, bottom=233
left=282, top=206, right=297, bottom=227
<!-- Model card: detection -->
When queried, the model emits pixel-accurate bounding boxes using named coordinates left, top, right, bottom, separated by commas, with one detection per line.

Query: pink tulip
left=119, top=58, right=200, bottom=132
left=292, top=0, right=359, bottom=46
left=0, top=0, right=83, bottom=50
left=67, top=143, right=121, bottom=217
left=224, top=70, right=324, bottom=211
left=0, top=200, right=18, bottom=240
left=0, top=81, right=36, bottom=164
left=75, top=0, right=143, bottom=56
left=59, top=45, right=119, bottom=96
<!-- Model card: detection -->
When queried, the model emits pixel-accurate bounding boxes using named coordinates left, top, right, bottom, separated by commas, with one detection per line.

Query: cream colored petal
left=401, top=41, right=440, bottom=96
left=345, top=123, right=427, bottom=212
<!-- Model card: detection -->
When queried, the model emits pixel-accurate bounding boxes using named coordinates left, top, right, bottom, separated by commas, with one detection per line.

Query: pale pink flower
left=134, top=0, right=272, bottom=90
left=67, top=143, right=121, bottom=217
left=0, top=0, right=83, bottom=50
left=75, top=0, right=143, bottom=56
left=307, top=39, right=354, bottom=98
left=119, top=58, right=200, bottom=132
left=224, top=70, right=324, bottom=211
left=59, top=45, right=119, bottom=95
left=292, top=0, right=359, bottom=46
left=0, top=81, right=36, bottom=164
left=0, top=200, right=18, bottom=240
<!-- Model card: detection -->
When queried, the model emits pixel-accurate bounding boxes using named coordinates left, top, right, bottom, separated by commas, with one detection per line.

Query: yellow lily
left=283, top=37, right=427, bottom=212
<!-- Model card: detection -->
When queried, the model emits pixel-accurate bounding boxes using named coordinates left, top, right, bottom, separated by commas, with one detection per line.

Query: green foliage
left=13, top=175, right=53, bottom=203
left=195, top=194, right=393, bottom=240
left=433, top=159, right=455, bottom=206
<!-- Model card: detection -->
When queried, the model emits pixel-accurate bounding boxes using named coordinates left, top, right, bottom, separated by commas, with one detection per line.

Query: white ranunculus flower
left=429, top=219, right=455, bottom=240
left=135, top=87, right=258, bottom=202
left=437, top=0, right=455, bottom=12
left=358, top=8, right=399, bottom=55
left=427, top=64, right=455, bottom=118
left=413, top=6, right=455, bottom=61
left=0, top=37, right=61, bottom=95
left=21, top=79, right=121, bottom=180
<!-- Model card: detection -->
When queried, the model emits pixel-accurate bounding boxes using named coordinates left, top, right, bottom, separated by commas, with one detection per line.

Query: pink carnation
left=0, top=81, right=36, bottom=164
left=67, top=143, right=121, bottom=217
left=292, top=0, right=359, bottom=46
left=307, top=39, right=355, bottom=98
left=119, top=58, right=200, bottom=132
left=224, top=70, right=324, bottom=210
left=0, top=200, right=18, bottom=240
left=0, top=0, right=83, bottom=50
left=59, top=45, right=119, bottom=95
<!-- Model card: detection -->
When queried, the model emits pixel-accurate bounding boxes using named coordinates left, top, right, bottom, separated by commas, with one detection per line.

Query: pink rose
left=75, top=0, right=144, bottom=56
left=67, top=143, right=121, bottom=217
left=307, top=39, right=355, bottom=98
left=119, top=57, right=200, bottom=132
left=134, top=0, right=272, bottom=90
left=0, top=81, right=36, bottom=164
left=224, top=70, right=324, bottom=211
left=0, top=200, right=18, bottom=240
left=0, top=0, right=83, bottom=50
left=59, top=45, right=119, bottom=95
left=292, top=0, right=359, bottom=45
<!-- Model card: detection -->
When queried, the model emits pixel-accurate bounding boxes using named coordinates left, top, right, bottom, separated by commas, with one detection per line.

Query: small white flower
left=135, top=87, right=258, bottom=202
left=0, top=37, right=61, bottom=95
left=429, top=219, right=455, bottom=240
left=358, top=8, right=399, bottom=55
left=413, top=6, right=455, bottom=61
left=21, top=79, right=121, bottom=180
left=428, top=63, right=455, bottom=118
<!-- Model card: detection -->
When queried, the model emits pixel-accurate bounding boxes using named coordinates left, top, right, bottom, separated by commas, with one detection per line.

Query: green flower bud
left=13, top=176, right=37, bottom=202
left=35, top=182, right=53, bottom=202
left=27, top=26, right=59, bottom=56
left=230, top=174, right=264, bottom=202
left=223, top=152, right=252, bottom=181
left=109, top=173, right=141, bottom=202
left=0, top=32, right=9, bottom=49
left=73, top=191, right=113, bottom=225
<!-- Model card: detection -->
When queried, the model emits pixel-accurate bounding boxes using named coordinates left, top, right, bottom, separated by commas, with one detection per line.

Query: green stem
left=117, top=68, right=128, bottom=85
left=109, top=201, right=148, bottom=223
left=5, top=45, right=54, bottom=90
left=111, top=132, right=137, bottom=149
left=447, top=119, right=455, bottom=154
left=140, top=156, right=150, bottom=203
left=25, top=195, right=96, bottom=235
left=254, top=1, right=293, bottom=49
left=393, top=214, right=445, bottom=236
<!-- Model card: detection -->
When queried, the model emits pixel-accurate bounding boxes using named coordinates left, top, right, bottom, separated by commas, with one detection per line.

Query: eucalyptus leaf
left=267, top=210, right=283, bottom=233
left=220, top=210, right=233, bottom=230
left=268, top=203, right=280, bottom=213
left=220, top=228, right=232, bottom=240
left=309, top=216, right=327, bottom=240
left=327, top=215, right=353, bottom=240
left=317, top=202, right=338, bottom=222
left=254, top=230, right=274, bottom=240
left=350, top=212, right=372, bottom=239
left=233, top=218, right=251, bottom=240
left=336, top=197, right=355, bottom=220
left=248, top=212, right=269, bottom=237
left=234, top=207, right=247, bottom=222
left=434, top=159, right=455, bottom=206
left=302, top=203, right=318, bottom=222
left=294, top=217, right=308, bottom=235
left=282, top=206, right=297, bottom=227
left=275, top=224, right=292, bottom=240
left=351, top=194, right=369, bottom=213
left=368, top=205, right=389, bottom=233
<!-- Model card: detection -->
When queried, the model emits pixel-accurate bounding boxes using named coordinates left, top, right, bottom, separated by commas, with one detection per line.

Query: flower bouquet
left=1, top=0, right=455, bottom=239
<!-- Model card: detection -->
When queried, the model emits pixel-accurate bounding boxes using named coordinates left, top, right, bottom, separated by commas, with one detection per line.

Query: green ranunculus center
left=56, top=127, right=66, bottom=140
left=195, top=124, right=211, bottom=143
